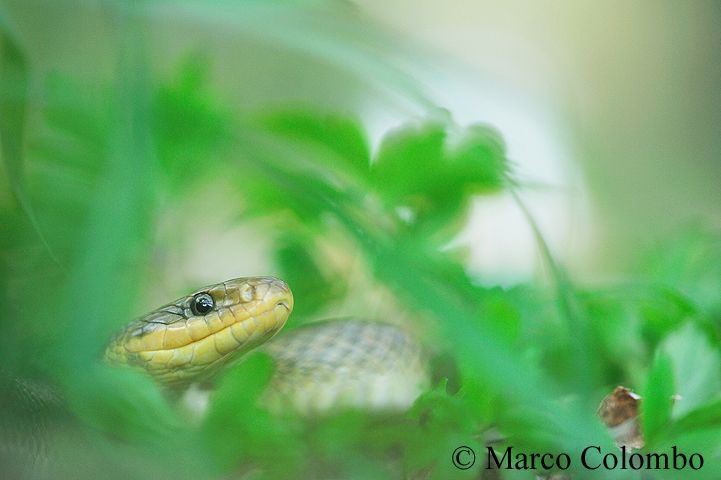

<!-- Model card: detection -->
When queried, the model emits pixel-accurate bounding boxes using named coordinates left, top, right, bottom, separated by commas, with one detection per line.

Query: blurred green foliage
left=1, top=2, right=721, bottom=479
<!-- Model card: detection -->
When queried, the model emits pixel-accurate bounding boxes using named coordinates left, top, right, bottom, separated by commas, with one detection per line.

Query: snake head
left=105, top=276, right=293, bottom=388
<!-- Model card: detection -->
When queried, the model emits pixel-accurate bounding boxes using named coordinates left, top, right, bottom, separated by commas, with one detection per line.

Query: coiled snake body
left=105, top=276, right=429, bottom=413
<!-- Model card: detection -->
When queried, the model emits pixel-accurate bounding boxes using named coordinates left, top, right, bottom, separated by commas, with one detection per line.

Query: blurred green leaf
left=405, top=379, right=481, bottom=478
left=244, top=165, right=343, bottom=224
left=301, top=412, right=404, bottom=479
left=639, top=287, right=697, bottom=346
left=0, top=9, right=56, bottom=261
left=672, top=398, right=721, bottom=436
left=478, top=286, right=523, bottom=345
left=202, top=352, right=301, bottom=477
left=153, top=56, right=231, bottom=190
left=65, top=364, right=182, bottom=443
left=274, top=234, right=347, bottom=321
left=641, top=227, right=721, bottom=320
left=371, top=122, right=447, bottom=206
left=371, top=121, right=506, bottom=239
left=580, top=284, right=698, bottom=389
left=642, top=351, right=674, bottom=445
left=448, top=124, right=506, bottom=188
left=263, top=110, right=370, bottom=179
left=0, top=10, right=27, bottom=186
left=661, top=323, right=721, bottom=417
left=649, top=428, right=721, bottom=480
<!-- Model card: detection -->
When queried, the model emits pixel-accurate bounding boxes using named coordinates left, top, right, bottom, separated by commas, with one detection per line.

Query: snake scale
left=105, top=276, right=430, bottom=414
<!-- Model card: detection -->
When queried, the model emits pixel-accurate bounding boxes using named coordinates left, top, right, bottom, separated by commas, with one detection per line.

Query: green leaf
left=0, top=10, right=27, bottom=187
left=202, top=352, right=302, bottom=475
left=640, top=227, right=721, bottom=319
left=153, top=55, right=230, bottom=190
left=371, top=121, right=447, bottom=206
left=274, top=234, right=347, bottom=321
left=661, top=323, right=721, bottom=417
left=642, top=351, right=675, bottom=444
left=262, top=110, right=370, bottom=179
left=64, top=364, right=181, bottom=443
left=446, top=123, right=506, bottom=190
left=238, top=157, right=344, bottom=224
left=404, top=380, right=481, bottom=477
left=639, top=286, right=696, bottom=346
left=371, top=122, right=507, bottom=239
left=672, top=398, right=721, bottom=436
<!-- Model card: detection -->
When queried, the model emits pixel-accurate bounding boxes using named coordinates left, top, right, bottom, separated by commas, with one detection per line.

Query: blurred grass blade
left=54, top=5, right=157, bottom=370
left=0, top=8, right=57, bottom=262
left=510, top=186, right=600, bottom=399
left=51, top=4, right=170, bottom=450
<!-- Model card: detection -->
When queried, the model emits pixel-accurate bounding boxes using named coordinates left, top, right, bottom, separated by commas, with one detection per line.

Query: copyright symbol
left=452, top=446, right=475, bottom=470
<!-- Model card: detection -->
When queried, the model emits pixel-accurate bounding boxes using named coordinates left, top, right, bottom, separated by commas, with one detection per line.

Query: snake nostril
left=276, top=299, right=291, bottom=311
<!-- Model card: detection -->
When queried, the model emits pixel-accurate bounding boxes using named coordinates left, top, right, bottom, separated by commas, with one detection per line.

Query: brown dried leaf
left=597, top=386, right=644, bottom=449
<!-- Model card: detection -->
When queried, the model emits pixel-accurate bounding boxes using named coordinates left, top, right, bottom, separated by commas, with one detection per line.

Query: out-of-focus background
left=1, top=1, right=720, bottom=479
left=361, top=0, right=721, bottom=280
left=4, top=1, right=721, bottom=279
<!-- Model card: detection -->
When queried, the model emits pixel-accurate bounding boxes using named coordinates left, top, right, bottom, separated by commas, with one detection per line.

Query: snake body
left=265, top=320, right=429, bottom=413
left=106, top=276, right=429, bottom=412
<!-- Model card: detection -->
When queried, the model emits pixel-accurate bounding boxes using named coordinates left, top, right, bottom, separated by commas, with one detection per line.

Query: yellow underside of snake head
left=105, top=277, right=293, bottom=387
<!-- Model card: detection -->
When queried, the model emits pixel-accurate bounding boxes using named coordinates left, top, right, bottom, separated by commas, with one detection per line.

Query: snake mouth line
left=131, top=300, right=289, bottom=354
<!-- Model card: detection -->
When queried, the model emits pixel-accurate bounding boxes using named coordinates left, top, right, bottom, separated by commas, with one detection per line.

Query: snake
left=104, top=276, right=430, bottom=414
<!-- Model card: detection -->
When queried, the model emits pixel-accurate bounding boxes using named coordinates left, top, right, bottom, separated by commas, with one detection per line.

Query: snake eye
left=191, top=293, right=215, bottom=316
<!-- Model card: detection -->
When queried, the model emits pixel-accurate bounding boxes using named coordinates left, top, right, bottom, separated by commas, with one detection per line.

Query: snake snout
left=268, top=278, right=293, bottom=314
